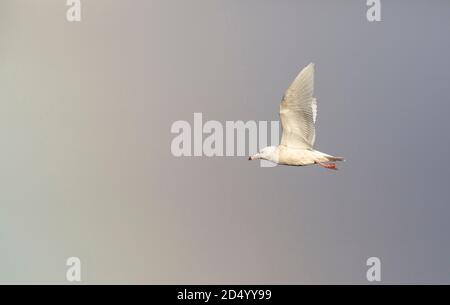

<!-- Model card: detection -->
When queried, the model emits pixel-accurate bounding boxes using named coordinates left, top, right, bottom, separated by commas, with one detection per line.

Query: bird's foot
left=317, top=162, right=338, bottom=170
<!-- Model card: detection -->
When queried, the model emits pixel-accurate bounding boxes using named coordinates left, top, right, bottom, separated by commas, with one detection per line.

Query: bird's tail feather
left=327, top=156, right=345, bottom=162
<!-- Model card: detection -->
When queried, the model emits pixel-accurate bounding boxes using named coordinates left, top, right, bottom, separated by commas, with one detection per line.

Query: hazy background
left=1, top=0, right=450, bottom=284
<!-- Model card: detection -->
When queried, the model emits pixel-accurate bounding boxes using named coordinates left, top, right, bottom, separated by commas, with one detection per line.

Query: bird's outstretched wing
left=279, top=63, right=317, bottom=149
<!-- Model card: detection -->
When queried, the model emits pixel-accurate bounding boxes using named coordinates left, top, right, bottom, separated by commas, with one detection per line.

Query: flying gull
left=249, top=63, right=344, bottom=170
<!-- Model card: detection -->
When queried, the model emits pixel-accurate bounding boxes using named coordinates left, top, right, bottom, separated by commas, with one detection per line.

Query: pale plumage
left=249, top=63, right=344, bottom=170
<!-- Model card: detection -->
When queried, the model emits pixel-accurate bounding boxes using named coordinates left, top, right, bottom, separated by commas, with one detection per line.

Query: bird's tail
left=327, top=156, right=345, bottom=162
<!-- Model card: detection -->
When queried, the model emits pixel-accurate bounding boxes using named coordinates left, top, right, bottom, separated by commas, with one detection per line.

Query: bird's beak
left=249, top=153, right=260, bottom=161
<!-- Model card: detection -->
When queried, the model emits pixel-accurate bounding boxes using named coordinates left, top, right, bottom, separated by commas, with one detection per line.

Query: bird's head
left=248, top=146, right=278, bottom=162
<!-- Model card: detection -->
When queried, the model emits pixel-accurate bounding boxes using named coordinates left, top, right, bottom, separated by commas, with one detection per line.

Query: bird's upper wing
left=279, top=63, right=317, bottom=149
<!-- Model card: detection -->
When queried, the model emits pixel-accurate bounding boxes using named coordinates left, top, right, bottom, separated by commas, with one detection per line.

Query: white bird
left=249, top=63, right=344, bottom=170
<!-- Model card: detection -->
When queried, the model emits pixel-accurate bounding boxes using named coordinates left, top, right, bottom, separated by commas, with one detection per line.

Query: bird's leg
left=317, top=162, right=338, bottom=170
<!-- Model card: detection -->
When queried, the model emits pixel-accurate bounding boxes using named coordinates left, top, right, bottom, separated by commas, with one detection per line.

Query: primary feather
left=280, top=63, right=317, bottom=149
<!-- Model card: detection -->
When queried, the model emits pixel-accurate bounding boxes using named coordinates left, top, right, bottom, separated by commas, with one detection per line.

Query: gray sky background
left=1, top=0, right=450, bottom=284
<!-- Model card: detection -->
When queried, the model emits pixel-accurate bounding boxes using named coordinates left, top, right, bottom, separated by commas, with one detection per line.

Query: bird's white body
left=251, top=145, right=340, bottom=167
left=249, top=63, right=344, bottom=170
left=274, top=146, right=336, bottom=166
